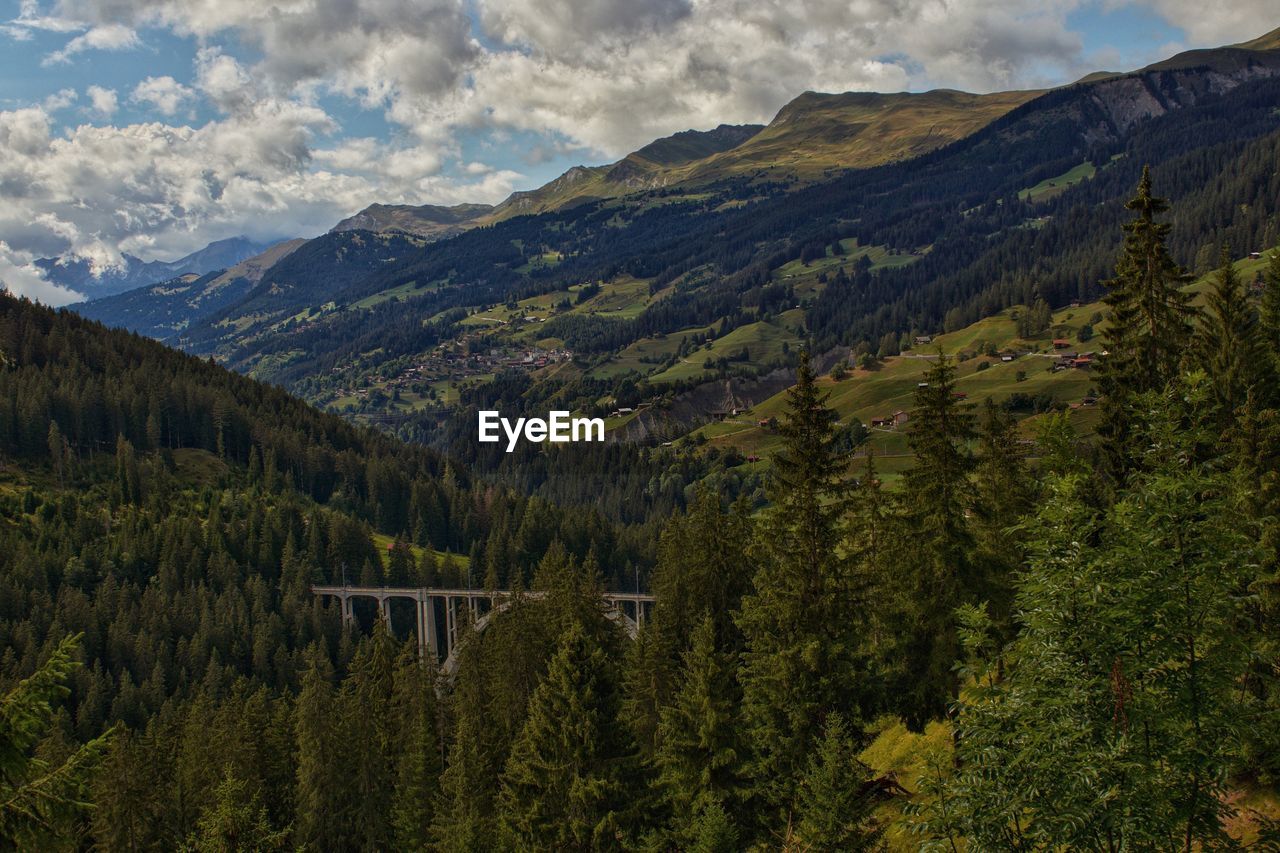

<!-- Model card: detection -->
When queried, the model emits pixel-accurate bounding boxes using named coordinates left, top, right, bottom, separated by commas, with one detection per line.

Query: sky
left=0, top=0, right=1275, bottom=304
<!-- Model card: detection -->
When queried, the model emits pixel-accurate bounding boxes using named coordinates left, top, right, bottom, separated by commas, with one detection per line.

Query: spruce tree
left=654, top=615, right=746, bottom=846
left=1259, top=246, right=1280, bottom=358
left=0, top=635, right=114, bottom=848
left=294, top=649, right=348, bottom=848
left=1196, top=247, right=1270, bottom=420
left=736, top=350, right=865, bottom=821
left=625, top=489, right=753, bottom=759
left=971, top=399, right=1033, bottom=636
left=430, top=639, right=499, bottom=852
left=343, top=626, right=397, bottom=848
left=931, top=381, right=1254, bottom=848
left=792, top=714, right=882, bottom=851
left=497, top=621, right=635, bottom=850
left=1097, top=166, right=1196, bottom=474
left=898, top=352, right=975, bottom=725
left=186, top=765, right=290, bottom=852
left=390, top=645, right=440, bottom=850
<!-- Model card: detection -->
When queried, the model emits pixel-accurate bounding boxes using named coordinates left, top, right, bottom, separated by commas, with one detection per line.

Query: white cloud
left=8, top=0, right=1271, bottom=281
left=43, top=22, right=139, bottom=65
left=194, top=47, right=255, bottom=114
left=42, top=88, right=78, bottom=112
left=0, top=242, right=84, bottom=305
left=130, top=76, right=195, bottom=116
left=1132, top=0, right=1277, bottom=46
left=0, top=97, right=526, bottom=286
left=86, top=85, right=118, bottom=117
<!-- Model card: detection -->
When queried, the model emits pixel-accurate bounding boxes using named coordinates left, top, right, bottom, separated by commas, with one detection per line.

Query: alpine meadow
left=5, top=3, right=1280, bottom=850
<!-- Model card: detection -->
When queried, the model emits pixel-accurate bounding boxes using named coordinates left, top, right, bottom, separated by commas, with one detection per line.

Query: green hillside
left=687, top=253, right=1272, bottom=481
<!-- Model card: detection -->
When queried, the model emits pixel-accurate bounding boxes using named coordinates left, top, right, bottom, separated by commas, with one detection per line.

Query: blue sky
left=0, top=0, right=1274, bottom=303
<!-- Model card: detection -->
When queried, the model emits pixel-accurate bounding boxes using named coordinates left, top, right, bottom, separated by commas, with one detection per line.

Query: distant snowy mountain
left=38, top=237, right=277, bottom=301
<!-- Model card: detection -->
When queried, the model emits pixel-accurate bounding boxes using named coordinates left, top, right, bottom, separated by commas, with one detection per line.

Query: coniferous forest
left=3, top=170, right=1280, bottom=850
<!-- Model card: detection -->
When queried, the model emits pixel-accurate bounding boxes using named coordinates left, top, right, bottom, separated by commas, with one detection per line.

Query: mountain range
left=72, top=26, right=1280, bottom=459
left=38, top=236, right=277, bottom=301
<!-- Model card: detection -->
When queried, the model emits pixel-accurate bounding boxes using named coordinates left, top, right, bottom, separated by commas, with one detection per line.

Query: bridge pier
left=311, top=585, right=655, bottom=673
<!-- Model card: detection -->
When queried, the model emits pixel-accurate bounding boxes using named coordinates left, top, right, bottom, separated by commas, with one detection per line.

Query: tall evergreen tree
left=930, top=381, right=1254, bottom=849
left=390, top=645, right=440, bottom=850
left=1259, top=246, right=1280, bottom=359
left=653, top=615, right=747, bottom=846
left=792, top=714, right=882, bottom=851
left=971, top=399, right=1033, bottom=636
left=737, top=351, right=866, bottom=821
left=1097, top=166, right=1196, bottom=475
left=1196, top=246, right=1270, bottom=420
left=624, top=489, right=752, bottom=758
left=185, top=765, right=290, bottom=852
left=497, top=621, right=635, bottom=850
left=430, top=643, right=499, bottom=852
left=293, top=650, right=348, bottom=848
left=897, top=352, right=975, bottom=725
left=343, top=627, right=398, bottom=850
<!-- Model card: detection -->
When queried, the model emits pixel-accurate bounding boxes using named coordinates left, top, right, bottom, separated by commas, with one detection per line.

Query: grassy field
left=370, top=532, right=472, bottom=573
left=776, top=238, right=922, bottom=295
left=1018, top=160, right=1097, bottom=201
left=648, top=319, right=805, bottom=383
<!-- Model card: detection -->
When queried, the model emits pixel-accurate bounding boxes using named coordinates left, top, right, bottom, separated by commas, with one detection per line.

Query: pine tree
left=390, top=645, right=440, bottom=850
left=625, top=489, right=754, bottom=759
left=431, top=699, right=498, bottom=852
left=497, top=621, right=635, bottom=850
left=185, top=765, right=290, bottom=852
left=897, top=351, right=975, bottom=725
left=654, top=615, right=746, bottom=846
left=343, top=626, right=397, bottom=849
left=792, top=714, right=882, bottom=851
left=293, top=649, right=348, bottom=848
left=971, top=399, right=1033, bottom=636
left=1196, top=247, right=1270, bottom=420
left=1097, top=166, right=1196, bottom=474
left=1259, top=246, right=1280, bottom=359
left=430, top=620, right=501, bottom=853
left=736, top=350, right=865, bottom=821
left=0, top=635, right=115, bottom=848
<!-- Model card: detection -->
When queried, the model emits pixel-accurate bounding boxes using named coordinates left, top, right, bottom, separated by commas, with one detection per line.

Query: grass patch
left=1018, top=160, right=1097, bottom=202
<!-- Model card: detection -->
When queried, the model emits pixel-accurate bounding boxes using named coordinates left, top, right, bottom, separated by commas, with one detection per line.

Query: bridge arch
left=439, top=598, right=641, bottom=678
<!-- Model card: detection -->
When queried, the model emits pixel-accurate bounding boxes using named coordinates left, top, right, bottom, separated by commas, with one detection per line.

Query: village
left=328, top=339, right=574, bottom=407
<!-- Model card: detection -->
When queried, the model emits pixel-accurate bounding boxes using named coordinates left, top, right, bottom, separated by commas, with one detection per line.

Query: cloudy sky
left=0, top=0, right=1275, bottom=303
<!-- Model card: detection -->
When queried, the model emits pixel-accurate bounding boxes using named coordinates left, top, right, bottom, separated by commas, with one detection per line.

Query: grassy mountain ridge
left=330, top=202, right=497, bottom=239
